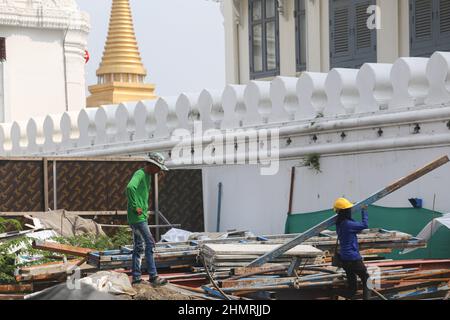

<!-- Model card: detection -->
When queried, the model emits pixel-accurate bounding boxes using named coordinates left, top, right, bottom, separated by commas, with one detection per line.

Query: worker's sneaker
left=150, top=276, right=168, bottom=286
left=132, top=279, right=151, bottom=286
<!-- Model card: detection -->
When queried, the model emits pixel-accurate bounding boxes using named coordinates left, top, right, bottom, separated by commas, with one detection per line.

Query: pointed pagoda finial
left=87, top=0, right=157, bottom=108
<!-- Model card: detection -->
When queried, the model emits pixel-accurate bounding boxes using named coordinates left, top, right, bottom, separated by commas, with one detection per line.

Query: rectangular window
left=295, top=0, right=307, bottom=71
left=0, top=38, right=6, bottom=62
left=249, top=0, right=280, bottom=79
left=410, top=0, right=450, bottom=57
left=329, top=0, right=377, bottom=69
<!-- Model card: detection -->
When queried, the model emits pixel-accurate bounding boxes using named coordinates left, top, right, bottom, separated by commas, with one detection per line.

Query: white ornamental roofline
left=0, top=1, right=90, bottom=33
left=1, top=51, right=450, bottom=163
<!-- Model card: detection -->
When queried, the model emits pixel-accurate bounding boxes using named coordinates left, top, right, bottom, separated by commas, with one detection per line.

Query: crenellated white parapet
left=270, top=76, right=297, bottom=122
left=26, top=117, right=46, bottom=154
left=176, top=93, right=201, bottom=130
left=115, top=103, right=138, bottom=143
left=154, top=97, right=179, bottom=138
left=357, top=63, right=393, bottom=113
left=94, top=105, right=120, bottom=145
left=297, top=72, right=326, bottom=119
left=324, top=68, right=359, bottom=117
left=174, top=94, right=194, bottom=131
left=77, top=108, right=97, bottom=148
left=244, top=82, right=271, bottom=126
left=134, top=100, right=157, bottom=141
left=0, top=123, right=13, bottom=155
left=389, top=57, right=429, bottom=109
left=60, top=111, right=80, bottom=150
left=11, top=121, right=28, bottom=155
left=43, top=114, right=64, bottom=153
left=198, top=89, right=223, bottom=130
left=426, top=52, right=450, bottom=105
left=2, top=51, right=450, bottom=157
left=222, top=85, right=246, bottom=128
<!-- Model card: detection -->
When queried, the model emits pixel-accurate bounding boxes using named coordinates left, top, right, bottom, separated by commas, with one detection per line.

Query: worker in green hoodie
left=127, top=152, right=169, bottom=286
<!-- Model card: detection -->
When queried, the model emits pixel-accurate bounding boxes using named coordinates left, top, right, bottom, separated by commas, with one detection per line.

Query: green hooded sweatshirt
left=126, top=168, right=151, bottom=225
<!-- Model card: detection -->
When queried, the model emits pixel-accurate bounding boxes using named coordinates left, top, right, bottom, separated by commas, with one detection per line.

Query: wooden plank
left=16, top=272, right=67, bottom=283
left=0, top=294, right=25, bottom=300
left=32, top=240, right=94, bottom=257
left=248, top=155, right=450, bottom=267
left=0, top=284, right=33, bottom=294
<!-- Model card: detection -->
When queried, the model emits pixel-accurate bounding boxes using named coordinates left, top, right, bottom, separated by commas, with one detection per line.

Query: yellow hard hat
left=333, top=198, right=354, bottom=212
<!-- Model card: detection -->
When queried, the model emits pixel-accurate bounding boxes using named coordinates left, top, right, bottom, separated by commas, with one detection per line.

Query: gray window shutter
left=295, top=0, right=307, bottom=71
left=437, top=0, right=450, bottom=47
left=410, top=0, right=435, bottom=56
left=354, top=0, right=377, bottom=67
left=330, top=0, right=377, bottom=69
left=410, top=0, right=450, bottom=57
left=330, top=0, right=352, bottom=68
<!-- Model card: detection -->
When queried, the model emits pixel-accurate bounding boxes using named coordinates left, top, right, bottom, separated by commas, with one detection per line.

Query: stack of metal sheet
left=87, top=244, right=200, bottom=271
left=201, top=243, right=325, bottom=270
left=85, top=228, right=426, bottom=272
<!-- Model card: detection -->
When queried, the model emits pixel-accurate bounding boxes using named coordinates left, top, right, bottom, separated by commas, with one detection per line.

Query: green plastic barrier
left=285, top=205, right=450, bottom=260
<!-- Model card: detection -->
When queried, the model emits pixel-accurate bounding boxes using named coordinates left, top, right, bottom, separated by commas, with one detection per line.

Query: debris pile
left=0, top=212, right=449, bottom=300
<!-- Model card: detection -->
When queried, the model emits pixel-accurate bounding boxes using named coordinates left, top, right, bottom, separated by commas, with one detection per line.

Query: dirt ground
left=131, top=283, right=195, bottom=300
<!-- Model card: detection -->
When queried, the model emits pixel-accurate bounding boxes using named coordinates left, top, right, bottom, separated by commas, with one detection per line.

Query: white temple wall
left=1, top=27, right=67, bottom=122
left=202, top=146, right=450, bottom=234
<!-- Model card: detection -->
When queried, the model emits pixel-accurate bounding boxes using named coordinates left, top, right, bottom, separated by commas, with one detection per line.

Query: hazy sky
left=77, top=0, right=225, bottom=97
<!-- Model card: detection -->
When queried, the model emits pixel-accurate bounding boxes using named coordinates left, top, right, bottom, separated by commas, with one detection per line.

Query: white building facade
left=223, top=0, right=450, bottom=84
left=1, top=50, right=450, bottom=234
left=0, top=0, right=90, bottom=123
left=0, top=1, right=450, bottom=235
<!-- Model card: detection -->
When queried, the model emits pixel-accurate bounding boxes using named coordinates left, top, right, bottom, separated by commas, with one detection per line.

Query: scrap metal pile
left=3, top=226, right=448, bottom=300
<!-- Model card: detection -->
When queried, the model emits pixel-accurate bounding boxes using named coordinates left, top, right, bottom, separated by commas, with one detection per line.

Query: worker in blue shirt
left=334, top=198, right=371, bottom=300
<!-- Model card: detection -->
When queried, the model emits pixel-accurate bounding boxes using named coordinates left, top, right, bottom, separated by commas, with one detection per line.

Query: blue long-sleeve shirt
left=336, top=208, right=369, bottom=261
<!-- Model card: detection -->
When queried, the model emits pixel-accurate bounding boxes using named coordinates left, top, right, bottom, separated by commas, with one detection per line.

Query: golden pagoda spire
left=87, top=0, right=157, bottom=108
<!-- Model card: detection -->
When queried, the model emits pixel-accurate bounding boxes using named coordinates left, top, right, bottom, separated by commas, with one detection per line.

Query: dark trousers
left=341, top=259, right=371, bottom=300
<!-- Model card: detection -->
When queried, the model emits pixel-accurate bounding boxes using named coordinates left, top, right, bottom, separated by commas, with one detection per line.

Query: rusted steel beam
left=231, top=265, right=287, bottom=276
left=221, top=277, right=296, bottom=289
left=367, top=259, right=450, bottom=271
left=32, top=240, right=94, bottom=257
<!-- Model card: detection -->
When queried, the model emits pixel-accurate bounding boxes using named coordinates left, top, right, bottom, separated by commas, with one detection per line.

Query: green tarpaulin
left=285, top=205, right=450, bottom=260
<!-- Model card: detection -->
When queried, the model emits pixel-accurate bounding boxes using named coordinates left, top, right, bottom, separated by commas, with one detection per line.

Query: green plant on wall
left=301, top=154, right=322, bottom=173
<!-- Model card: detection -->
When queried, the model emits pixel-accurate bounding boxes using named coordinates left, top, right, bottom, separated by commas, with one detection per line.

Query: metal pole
left=153, top=173, right=160, bottom=241
left=43, top=158, right=49, bottom=211
left=53, top=160, right=57, bottom=210
left=288, top=167, right=295, bottom=215
left=216, top=182, right=223, bottom=232
left=248, top=155, right=450, bottom=267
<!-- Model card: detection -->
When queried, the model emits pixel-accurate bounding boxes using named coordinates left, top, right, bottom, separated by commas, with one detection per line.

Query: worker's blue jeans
left=130, top=221, right=158, bottom=281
